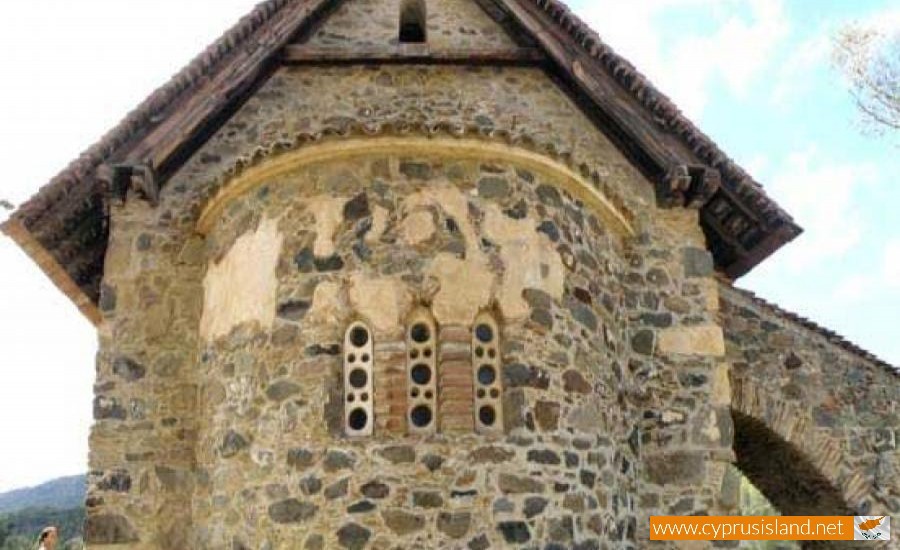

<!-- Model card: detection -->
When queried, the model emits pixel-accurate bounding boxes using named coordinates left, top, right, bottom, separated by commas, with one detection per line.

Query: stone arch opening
left=732, top=411, right=853, bottom=517
left=732, top=411, right=858, bottom=550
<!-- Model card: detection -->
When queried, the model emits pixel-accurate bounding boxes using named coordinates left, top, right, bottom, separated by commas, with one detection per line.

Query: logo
left=854, top=516, right=890, bottom=541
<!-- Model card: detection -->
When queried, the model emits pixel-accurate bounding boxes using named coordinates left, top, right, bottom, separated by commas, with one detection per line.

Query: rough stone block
left=658, top=326, right=725, bottom=356
left=645, top=452, right=705, bottom=485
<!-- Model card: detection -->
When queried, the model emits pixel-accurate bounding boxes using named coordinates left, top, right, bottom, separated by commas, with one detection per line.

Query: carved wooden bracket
left=660, top=164, right=721, bottom=209
left=104, top=163, right=160, bottom=206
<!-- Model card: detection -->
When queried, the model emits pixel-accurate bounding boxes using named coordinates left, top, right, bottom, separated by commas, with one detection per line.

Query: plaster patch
left=711, top=364, right=731, bottom=407
left=200, top=217, right=283, bottom=342
left=658, top=325, right=725, bottom=357
left=403, top=184, right=564, bottom=323
left=698, top=278, right=720, bottom=312
left=348, top=274, right=412, bottom=333
left=400, top=210, right=436, bottom=246
left=306, top=281, right=343, bottom=326
left=406, top=186, right=478, bottom=254
left=483, top=205, right=565, bottom=321
left=309, top=196, right=345, bottom=257
left=428, top=254, right=495, bottom=326
left=405, top=185, right=497, bottom=324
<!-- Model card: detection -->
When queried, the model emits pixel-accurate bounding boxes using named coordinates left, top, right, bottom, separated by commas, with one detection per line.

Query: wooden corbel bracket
left=102, top=162, right=160, bottom=206
left=661, top=164, right=721, bottom=209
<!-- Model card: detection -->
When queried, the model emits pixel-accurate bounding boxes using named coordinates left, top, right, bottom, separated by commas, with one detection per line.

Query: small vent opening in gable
left=399, top=0, right=427, bottom=43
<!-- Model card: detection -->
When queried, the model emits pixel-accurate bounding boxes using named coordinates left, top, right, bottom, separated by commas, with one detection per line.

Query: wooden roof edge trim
left=11, top=0, right=300, bottom=225
left=724, top=221, right=803, bottom=279
left=521, top=0, right=796, bottom=227
left=1, top=219, right=102, bottom=327
left=718, top=281, right=898, bottom=374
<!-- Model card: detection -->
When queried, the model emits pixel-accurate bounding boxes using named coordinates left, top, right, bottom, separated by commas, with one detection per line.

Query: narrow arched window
left=399, top=0, right=427, bottom=43
left=344, top=322, right=374, bottom=436
left=406, top=307, right=438, bottom=434
left=473, top=312, right=503, bottom=434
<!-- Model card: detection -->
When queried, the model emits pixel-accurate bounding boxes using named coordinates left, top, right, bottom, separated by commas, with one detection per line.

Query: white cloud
left=832, top=273, right=877, bottom=304
left=0, top=0, right=261, bottom=493
left=772, top=6, right=900, bottom=108
left=765, top=147, right=877, bottom=270
left=770, top=32, right=830, bottom=106
left=856, top=6, right=900, bottom=33
left=884, top=239, right=900, bottom=288
left=830, top=239, right=900, bottom=305
left=575, top=0, right=789, bottom=119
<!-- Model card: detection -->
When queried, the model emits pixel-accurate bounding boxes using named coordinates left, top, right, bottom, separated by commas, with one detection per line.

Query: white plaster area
left=200, top=217, right=284, bottom=342
left=483, top=204, right=565, bottom=320
left=348, top=274, right=413, bottom=334
left=309, top=196, right=345, bottom=257
left=411, top=184, right=565, bottom=324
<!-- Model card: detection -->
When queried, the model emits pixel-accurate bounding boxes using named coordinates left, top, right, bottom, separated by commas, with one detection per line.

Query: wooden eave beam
left=281, top=45, right=546, bottom=65
left=119, top=0, right=338, bottom=184
left=492, top=0, right=802, bottom=278
left=724, top=223, right=801, bottom=279
left=700, top=210, right=751, bottom=258
left=492, top=0, right=695, bottom=177
left=0, top=219, right=102, bottom=326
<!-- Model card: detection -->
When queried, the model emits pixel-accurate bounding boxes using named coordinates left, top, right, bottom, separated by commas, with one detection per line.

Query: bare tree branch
left=832, top=24, right=900, bottom=139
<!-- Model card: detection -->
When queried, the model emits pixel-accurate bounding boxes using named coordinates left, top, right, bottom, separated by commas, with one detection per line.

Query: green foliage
left=739, top=476, right=800, bottom=550
left=0, top=506, right=84, bottom=550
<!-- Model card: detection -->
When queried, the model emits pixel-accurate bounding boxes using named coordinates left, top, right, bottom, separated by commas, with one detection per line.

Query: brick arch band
left=730, top=376, right=874, bottom=520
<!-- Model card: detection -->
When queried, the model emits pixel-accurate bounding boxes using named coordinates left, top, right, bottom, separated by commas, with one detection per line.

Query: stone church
left=2, top=0, right=897, bottom=548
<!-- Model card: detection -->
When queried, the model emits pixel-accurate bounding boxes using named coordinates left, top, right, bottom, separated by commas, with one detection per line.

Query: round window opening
left=410, top=405, right=433, bottom=428
left=479, top=405, right=496, bottom=426
left=350, top=326, right=370, bottom=347
left=475, top=323, right=494, bottom=343
left=410, top=364, right=432, bottom=385
left=410, top=323, right=431, bottom=343
left=348, top=408, right=368, bottom=431
left=349, top=368, right=368, bottom=389
left=477, top=365, right=496, bottom=385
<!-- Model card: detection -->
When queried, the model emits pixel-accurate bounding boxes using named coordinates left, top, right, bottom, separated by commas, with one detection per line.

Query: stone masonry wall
left=192, top=153, right=637, bottom=548
left=88, top=198, right=204, bottom=548
left=720, top=284, right=899, bottom=520
left=304, top=0, right=520, bottom=50
left=87, top=61, right=731, bottom=549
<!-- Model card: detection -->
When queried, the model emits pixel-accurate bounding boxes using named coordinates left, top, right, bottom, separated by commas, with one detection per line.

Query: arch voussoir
left=730, top=376, right=861, bottom=516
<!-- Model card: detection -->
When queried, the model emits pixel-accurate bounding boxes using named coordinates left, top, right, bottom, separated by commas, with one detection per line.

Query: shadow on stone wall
left=732, top=411, right=860, bottom=550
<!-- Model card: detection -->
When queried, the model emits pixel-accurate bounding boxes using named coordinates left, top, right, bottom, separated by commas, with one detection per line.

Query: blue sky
left=0, top=0, right=896, bottom=492
left=571, top=0, right=900, bottom=365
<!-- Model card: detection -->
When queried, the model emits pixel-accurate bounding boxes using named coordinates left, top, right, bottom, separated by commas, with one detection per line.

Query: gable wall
left=303, top=0, right=521, bottom=49
left=87, top=37, right=732, bottom=549
left=720, top=284, right=899, bottom=517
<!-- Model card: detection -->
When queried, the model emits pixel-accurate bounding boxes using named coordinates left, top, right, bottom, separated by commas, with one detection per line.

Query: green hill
left=0, top=476, right=86, bottom=549
left=0, top=476, right=85, bottom=515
